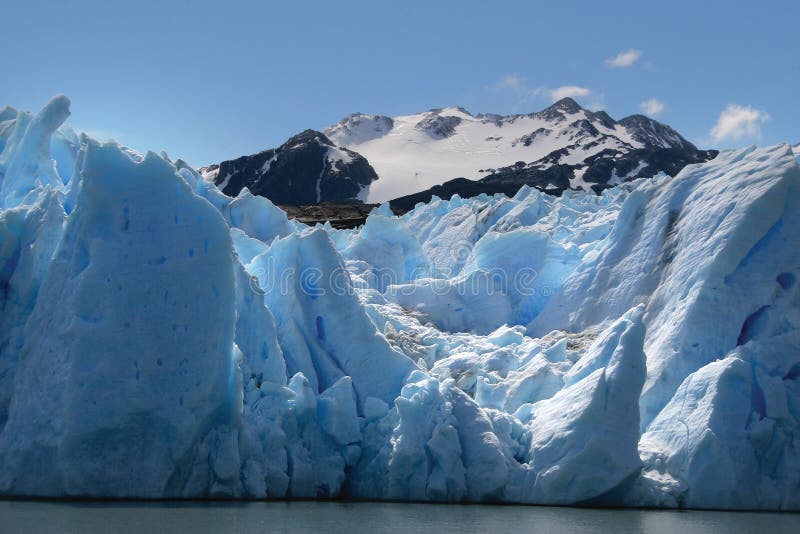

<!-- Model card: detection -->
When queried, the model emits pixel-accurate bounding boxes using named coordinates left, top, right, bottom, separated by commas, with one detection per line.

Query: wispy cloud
left=489, top=73, right=535, bottom=111
left=493, top=74, right=523, bottom=91
left=605, top=49, right=642, bottom=68
left=491, top=75, right=596, bottom=111
left=640, top=98, right=665, bottom=116
left=586, top=99, right=606, bottom=112
left=710, top=104, right=770, bottom=143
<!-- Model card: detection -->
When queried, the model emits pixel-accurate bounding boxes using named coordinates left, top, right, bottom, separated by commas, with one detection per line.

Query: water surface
left=0, top=500, right=797, bottom=533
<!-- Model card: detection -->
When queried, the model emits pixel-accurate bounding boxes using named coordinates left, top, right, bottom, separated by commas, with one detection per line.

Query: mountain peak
left=324, top=114, right=394, bottom=146
left=429, top=106, right=473, bottom=118
left=617, top=113, right=651, bottom=125
left=207, top=129, right=377, bottom=204
left=284, top=129, right=332, bottom=149
left=546, top=97, right=583, bottom=114
left=618, top=114, right=695, bottom=150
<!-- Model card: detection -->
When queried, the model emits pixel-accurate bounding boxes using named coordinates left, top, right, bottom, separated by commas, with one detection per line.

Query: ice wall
left=0, top=134, right=238, bottom=497
left=0, top=96, right=798, bottom=509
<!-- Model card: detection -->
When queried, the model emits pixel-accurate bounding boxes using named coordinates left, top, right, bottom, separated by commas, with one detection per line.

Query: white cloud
left=550, top=85, right=592, bottom=101
left=640, top=98, right=665, bottom=116
left=710, top=104, right=770, bottom=143
left=605, top=49, right=642, bottom=68
left=533, top=86, right=600, bottom=108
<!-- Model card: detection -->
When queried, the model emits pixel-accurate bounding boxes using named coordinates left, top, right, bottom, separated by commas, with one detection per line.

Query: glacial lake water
left=1, top=500, right=798, bottom=533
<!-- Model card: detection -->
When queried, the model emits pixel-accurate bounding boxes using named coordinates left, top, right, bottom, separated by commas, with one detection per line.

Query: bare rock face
left=200, top=130, right=378, bottom=205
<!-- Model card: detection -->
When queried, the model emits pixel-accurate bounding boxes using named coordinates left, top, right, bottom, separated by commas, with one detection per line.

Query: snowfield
left=324, top=101, right=692, bottom=202
left=1, top=96, right=799, bottom=509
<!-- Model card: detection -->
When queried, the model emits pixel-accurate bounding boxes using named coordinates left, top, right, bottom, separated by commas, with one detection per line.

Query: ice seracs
left=0, top=95, right=72, bottom=208
left=516, top=305, right=647, bottom=504
left=0, top=96, right=798, bottom=509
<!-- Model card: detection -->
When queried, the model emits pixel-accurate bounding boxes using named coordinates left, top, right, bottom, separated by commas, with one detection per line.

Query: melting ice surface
left=1, top=96, right=799, bottom=509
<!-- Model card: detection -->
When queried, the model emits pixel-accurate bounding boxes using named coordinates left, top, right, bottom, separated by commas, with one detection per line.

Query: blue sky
left=2, top=0, right=797, bottom=166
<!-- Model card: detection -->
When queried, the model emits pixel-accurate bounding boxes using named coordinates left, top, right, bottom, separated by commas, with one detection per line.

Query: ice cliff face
left=0, top=96, right=798, bottom=509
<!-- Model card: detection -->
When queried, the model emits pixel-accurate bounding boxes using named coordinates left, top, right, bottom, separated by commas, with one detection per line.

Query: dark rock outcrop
left=200, top=130, right=377, bottom=205
left=391, top=146, right=718, bottom=211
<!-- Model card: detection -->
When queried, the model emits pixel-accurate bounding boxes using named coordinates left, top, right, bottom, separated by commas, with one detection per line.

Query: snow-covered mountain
left=200, top=129, right=378, bottom=204
left=198, top=98, right=714, bottom=207
left=326, top=98, right=716, bottom=203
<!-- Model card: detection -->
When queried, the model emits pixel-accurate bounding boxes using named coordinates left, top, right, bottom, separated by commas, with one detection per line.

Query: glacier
left=0, top=96, right=799, bottom=509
